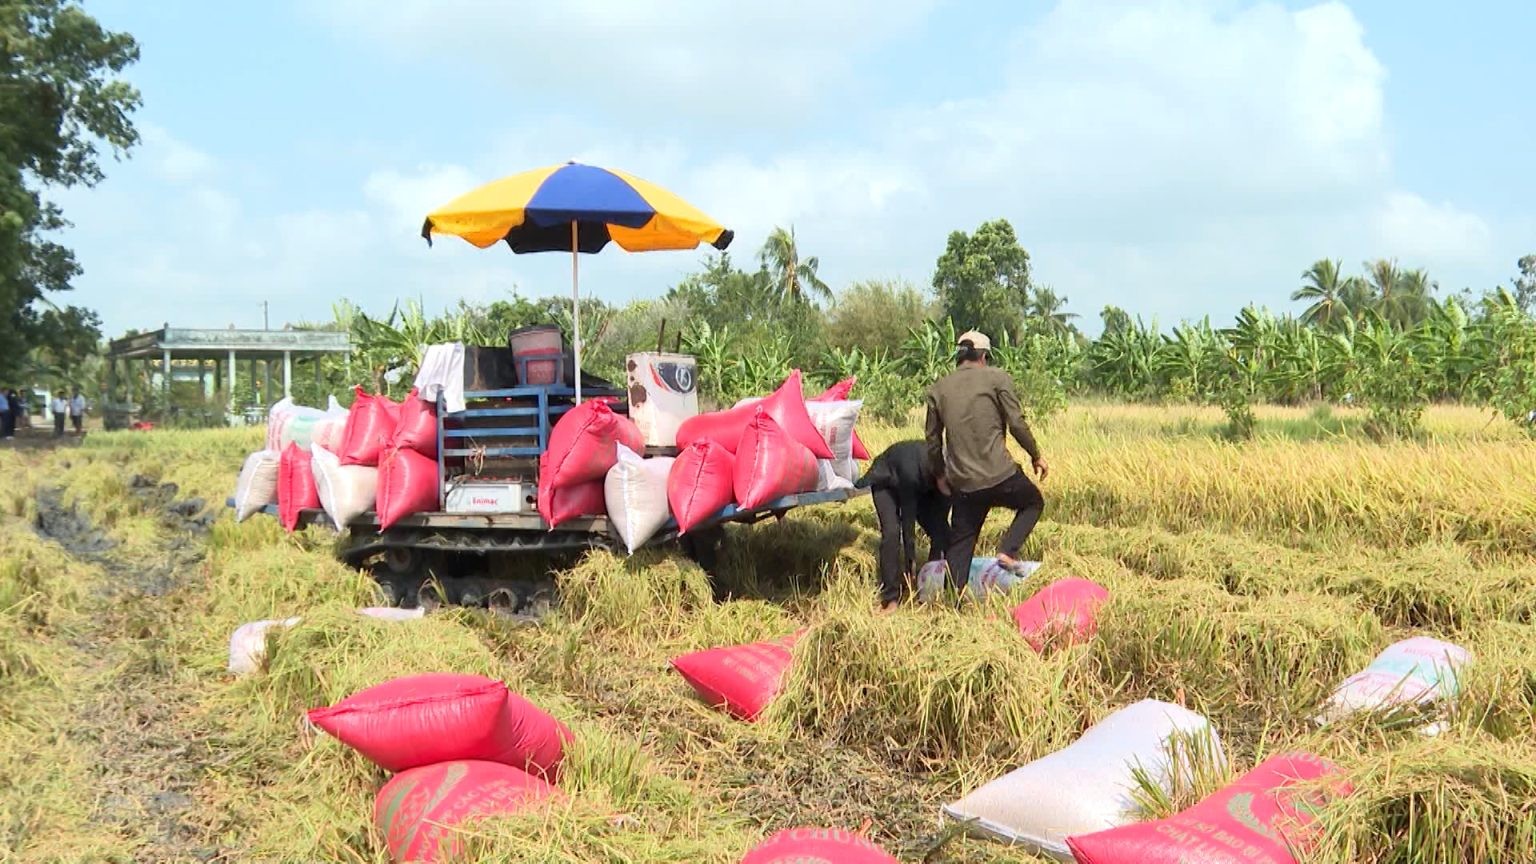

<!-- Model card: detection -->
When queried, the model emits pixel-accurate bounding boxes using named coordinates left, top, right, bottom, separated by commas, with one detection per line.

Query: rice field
left=1, top=402, right=1533, bottom=863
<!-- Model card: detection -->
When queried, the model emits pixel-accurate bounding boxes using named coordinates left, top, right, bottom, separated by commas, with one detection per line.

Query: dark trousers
left=1, top=413, right=12, bottom=437
left=871, top=486, right=950, bottom=605
left=53, top=413, right=65, bottom=436
left=945, top=469, right=1045, bottom=591
left=71, top=414, right=82, bottom=433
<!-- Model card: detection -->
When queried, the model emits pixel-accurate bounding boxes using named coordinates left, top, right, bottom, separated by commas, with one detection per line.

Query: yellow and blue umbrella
left=423, top=161, right=734, bottom=401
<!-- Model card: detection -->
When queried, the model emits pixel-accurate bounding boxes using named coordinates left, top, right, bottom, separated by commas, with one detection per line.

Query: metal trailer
left=231, top=378, right=866, bottom=608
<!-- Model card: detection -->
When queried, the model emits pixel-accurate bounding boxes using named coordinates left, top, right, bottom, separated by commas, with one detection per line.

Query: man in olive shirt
left=924, top=330, right=1048, bottom=592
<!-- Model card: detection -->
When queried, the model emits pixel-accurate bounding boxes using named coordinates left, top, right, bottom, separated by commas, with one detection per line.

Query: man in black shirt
left=857, top=440, right=951, bottom=610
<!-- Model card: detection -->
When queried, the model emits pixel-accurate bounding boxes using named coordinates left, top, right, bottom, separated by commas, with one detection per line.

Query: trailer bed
left=229, top=486, right=866, bottom=562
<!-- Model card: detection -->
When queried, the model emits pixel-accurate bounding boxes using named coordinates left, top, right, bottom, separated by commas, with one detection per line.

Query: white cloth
left=413, top=342, right=467, bottom=413
left=51, top=398, right=66, bottom=416
left=70, top=395, right=85, bottom=416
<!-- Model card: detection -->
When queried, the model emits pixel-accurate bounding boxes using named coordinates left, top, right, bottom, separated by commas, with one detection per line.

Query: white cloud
left=363, top=164, right=481, bottom=237
left=1374, top=192, right=1493, bottom=263
left=310, top=0, right=938, bottom=125
left=58, top=0, right=1520, bottom=342
left=139, top=123, right=217, bottom=183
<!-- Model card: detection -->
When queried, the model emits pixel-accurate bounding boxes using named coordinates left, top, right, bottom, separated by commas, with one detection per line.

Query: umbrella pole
left=570, top=220, right=582, bottom=404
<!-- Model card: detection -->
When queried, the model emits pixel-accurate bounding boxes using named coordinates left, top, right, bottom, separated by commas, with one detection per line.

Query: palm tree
left=759, top=226, right=831, bottom=305
left=1340, top=276, right=1373, bottom=322
left=1362, top=259, right=1434, bottom=329
left=1391, top=268, right=1435, bottom=328
left=1293, top=259, right=1349, bottom=329
left=1028, top=285, right=1079, bottom=335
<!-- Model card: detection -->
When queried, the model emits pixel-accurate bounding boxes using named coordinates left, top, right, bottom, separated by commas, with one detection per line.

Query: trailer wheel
left=383, top=546, right=421, bottom=575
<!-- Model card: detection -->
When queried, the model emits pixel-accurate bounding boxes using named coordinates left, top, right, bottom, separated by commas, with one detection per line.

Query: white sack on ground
left=356, top=607, right=427, bottom=621
left=916, top=557, right=1041, bottom=602
left=605, top=446, right=676, bottom=553
left=943, top=699, right=1226, bottom=859
left=311, top=444, right=378, bottom=529
left=1317, top=636, right=1472, bottom=728
left=228, top=616, right=302, bottom=675
left=233, top=450, right=282, bottom=522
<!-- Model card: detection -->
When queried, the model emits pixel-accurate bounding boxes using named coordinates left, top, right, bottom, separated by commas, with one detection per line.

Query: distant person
left=1, top=388, right=13, bottom=439
left=856, top=440, right=951, bottom=611
left=69, top=389, right=85, bottom=434
left=51, top=390, right=67, bottom=437
left=924, top=330, right=1049, bottom=593
left=16, top=390, right=30, bottom=429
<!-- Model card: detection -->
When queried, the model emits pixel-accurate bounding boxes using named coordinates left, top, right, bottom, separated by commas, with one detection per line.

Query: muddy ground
left=33, top=473, right=224, bottom=863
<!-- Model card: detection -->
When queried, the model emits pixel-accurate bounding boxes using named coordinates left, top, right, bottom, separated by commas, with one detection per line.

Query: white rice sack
left=355, top=606, right=426, bottom=621
left=916, top=557, right=1040, bottom=603
left=737, top=396, right=862, bottom=482
left=310, top=443, right=378, bottom=529
left=604, top=446, right=676, bottom=553
left=944, top=699, right=1225, bottom=859
left=311, top=412, right=349, bottom=453
left=267, top=396, right=330, bottom=452
left=1317, top=636, right=1472, bottom=727
left=228, top=616, right=302, bottom=675
left=280, top=415, right=324, bottom=451
left=814, top=460, right=855, bottom=492
left=233, top=450, right=282, bottom=521
left=265, top=397, right=295, bottom=451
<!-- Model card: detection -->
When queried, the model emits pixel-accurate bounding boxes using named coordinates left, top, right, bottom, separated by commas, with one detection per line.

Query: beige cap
left=957, top=330, right=992, bottom=351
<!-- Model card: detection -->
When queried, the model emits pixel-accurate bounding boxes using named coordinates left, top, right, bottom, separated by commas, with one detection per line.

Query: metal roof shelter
left=105, top=325, right=351, bottom=425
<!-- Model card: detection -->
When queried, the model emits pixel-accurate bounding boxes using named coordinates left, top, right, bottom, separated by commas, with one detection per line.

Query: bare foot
left=876, top=601, right=900, bottom=615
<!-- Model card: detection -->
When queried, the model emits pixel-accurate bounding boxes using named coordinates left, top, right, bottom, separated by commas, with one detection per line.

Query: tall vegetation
left=0, top=1, right=140, bottom=385
left=328, top=220, right=1536, bottom=439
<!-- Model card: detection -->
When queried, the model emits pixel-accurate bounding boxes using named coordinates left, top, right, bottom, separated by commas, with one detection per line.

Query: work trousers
left=871, top=486, right=950, bottom=605
left=944, top=469, right=1045, bottom=592
left=53, top=413, right=65, bottom=436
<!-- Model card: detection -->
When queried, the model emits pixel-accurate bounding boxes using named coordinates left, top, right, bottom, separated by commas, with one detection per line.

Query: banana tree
left=903, top=318, right=958, bottom=385
left=1411, top=296, right=1476, bottom=401
left=1088, top=315, right=1161, bottom=397
left=1155, top=318, right=1220, bottom=400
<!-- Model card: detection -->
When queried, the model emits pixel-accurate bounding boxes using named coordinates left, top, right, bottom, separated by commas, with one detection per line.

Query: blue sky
left=58, top=0, right=1535, bottom=338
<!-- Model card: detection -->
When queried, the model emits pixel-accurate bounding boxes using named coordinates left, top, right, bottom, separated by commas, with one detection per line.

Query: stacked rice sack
left=536, top=370, right=866, bottom=553
left=233, top=395, right=344, bottom=524
left=307, top=673, right=572, bottom=863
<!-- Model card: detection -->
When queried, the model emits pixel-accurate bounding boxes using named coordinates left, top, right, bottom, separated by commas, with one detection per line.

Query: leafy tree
left=824, top=278, right=935, bottom=354
left=1099, top=305, right=1132, bottom=338
left=1025, top=284, right=1079, bottom=337
left=1510, top=255, right=1536, bottom=315
left=932, top=219, right=1031, bottom=339
left=760, top=225, right=830, bottom=305
left=1362, top=258, right=1433, bottom=329
left=1, top=1, right=139, bottom=384
left=1293, top=259, right=1351, bottom=330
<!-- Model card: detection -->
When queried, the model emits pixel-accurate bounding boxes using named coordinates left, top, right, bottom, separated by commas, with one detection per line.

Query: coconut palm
left=1293, top=259, right=1351, bottom=329
left=1027, top=285, right=1080, bottom=335
left=759, top=226, right=831, bottom=305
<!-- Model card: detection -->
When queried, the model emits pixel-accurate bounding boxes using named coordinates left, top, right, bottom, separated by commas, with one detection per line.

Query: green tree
left=1362, top=258, right=1433, bottom=329
left=823, top=278, right=935, bottom=354
left=1510, top=255, right=1536, bottom=315
left=759, top=225, right=830, bottom=305
left=932, top=219, right=1031, bottom=339
left=1293, top=259, right=1353, bottom=330
left=1, top=1, right=139, bottom=384
left=1026, top=284, right=1079, bottom=337
left=1099, top=305, right=1133, bottom=338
